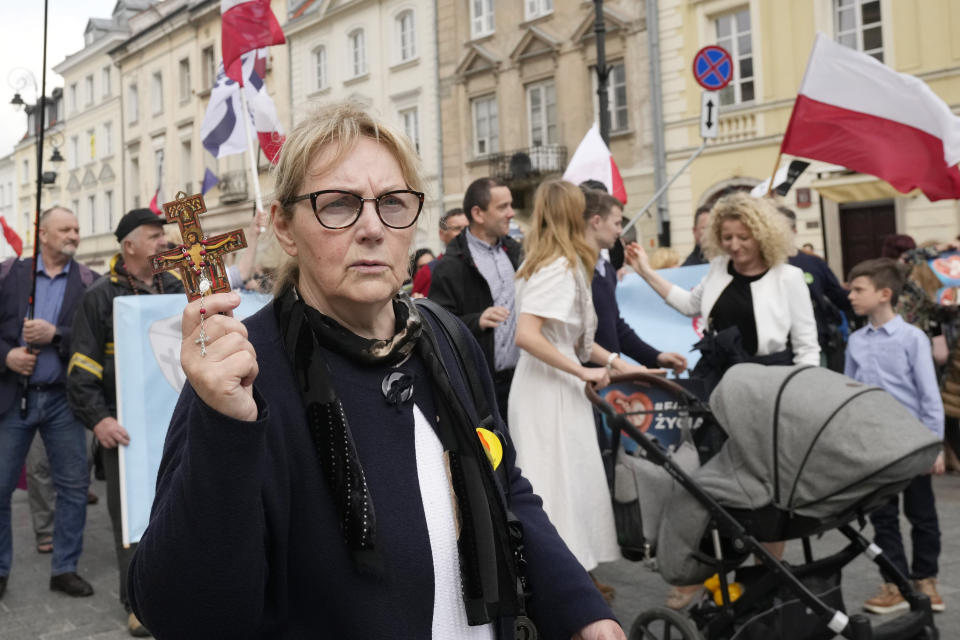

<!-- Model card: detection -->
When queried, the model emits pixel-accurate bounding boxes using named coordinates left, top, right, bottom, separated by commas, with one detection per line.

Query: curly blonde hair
left=701, top=192, right=792, bottom=267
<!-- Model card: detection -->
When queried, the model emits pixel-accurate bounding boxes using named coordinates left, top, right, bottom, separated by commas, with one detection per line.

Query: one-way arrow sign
left=700, top=91, right=718, bottom=139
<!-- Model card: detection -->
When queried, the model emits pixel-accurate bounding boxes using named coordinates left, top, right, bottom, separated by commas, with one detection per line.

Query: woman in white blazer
left=628, top=192, right=818, bottom=374
left=627, top=191, right=819, bottom=609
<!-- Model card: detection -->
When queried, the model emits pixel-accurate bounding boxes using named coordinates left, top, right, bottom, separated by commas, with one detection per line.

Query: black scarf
left=273, top=288, right=519, bottom=625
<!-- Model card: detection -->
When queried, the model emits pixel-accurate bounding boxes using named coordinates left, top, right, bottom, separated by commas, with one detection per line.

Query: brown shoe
left=914, top=578, right=945, bottom=612
left=589, top=573, right=615, bottom=603
left=87, top=491, right=99, bottom=505
left=864, top=583, right=908, bottom=614
left=128, top=612, right=152, bottom=637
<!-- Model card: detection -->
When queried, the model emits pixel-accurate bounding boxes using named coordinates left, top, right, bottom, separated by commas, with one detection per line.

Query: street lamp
left=42, top=131, right=63, bottom=186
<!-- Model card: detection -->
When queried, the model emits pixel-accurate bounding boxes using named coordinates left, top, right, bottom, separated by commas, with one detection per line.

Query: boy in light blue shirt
left=845, top=258, right=945, bottom=614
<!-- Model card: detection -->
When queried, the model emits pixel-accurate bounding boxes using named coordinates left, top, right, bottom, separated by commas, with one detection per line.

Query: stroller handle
left=584, top=371, right=704, bottom=418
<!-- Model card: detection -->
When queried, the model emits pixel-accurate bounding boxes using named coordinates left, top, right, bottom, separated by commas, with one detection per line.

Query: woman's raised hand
left=181, top=292, right=259, bottom=422
left=624, top=242, right=652, bottom=276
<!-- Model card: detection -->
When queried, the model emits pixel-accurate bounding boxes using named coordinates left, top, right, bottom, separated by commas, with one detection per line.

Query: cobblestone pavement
left=2, top=475, right=958, bottom=639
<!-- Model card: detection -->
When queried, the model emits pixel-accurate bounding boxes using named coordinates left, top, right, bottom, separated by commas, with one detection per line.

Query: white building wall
left=0, top=154, right=16, bottom=260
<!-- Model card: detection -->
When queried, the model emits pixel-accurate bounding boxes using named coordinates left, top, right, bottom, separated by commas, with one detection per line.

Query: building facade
left=436, top=0, right=656, bottom=238
left=108, top=0, right=291, bottom=270
left=53, top=3, right=141, bottom=268
left=657, top=0, right=960, bottom=277
left=12, top=89, right=65, bottom=255
left=0, top=154, right=17, bottom=260
left=285, top=0, right=443, bottom=252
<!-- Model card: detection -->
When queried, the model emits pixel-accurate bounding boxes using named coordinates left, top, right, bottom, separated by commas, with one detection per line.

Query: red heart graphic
left=604, top=389, right=654, bottom=433
left=933, top=255, right=960, bottom=281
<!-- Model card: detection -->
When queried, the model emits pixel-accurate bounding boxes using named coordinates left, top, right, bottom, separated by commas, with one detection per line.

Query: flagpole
left=622, top=139, right=707, bottom=236
left=765, top=151, right=783, bottom=197
left=237, top=86, right=266, bottom=232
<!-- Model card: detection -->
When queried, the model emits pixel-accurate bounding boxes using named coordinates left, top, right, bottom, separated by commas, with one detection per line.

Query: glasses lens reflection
left=313, top=191, right=421, bottom=229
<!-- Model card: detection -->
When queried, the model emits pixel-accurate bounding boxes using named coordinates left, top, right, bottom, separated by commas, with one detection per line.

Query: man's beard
left=59, top=244, right=78, bottom=257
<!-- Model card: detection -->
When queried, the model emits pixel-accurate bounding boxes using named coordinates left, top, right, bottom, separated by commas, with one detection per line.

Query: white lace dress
left=507, top=257, right=620, bottom=571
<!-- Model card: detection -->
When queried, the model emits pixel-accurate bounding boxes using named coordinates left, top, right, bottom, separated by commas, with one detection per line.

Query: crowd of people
left=0, top=101, right=955, bottom=637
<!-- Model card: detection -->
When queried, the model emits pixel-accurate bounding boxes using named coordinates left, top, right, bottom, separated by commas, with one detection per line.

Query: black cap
left=115, top=209, right=165, bottom=242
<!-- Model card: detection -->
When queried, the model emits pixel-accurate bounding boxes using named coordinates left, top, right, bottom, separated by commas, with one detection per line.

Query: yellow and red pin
left=476, top=428, right=503, bottom=470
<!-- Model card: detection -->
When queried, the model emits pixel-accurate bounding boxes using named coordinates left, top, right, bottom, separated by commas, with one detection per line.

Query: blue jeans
left=0, top=388, right=89, bottom=576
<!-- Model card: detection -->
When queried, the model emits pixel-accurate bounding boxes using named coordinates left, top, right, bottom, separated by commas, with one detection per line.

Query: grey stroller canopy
left=658, top=364, right=941, bottom=585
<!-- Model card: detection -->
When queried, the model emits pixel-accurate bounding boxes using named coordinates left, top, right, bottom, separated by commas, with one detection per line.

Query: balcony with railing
left=218, top=169, right=247, bottom=204
left=488, top=144, right=567, bottom=183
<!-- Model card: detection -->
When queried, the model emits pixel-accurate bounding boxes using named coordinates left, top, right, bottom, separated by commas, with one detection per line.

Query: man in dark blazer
left=0, top=206, right=98, bottom=600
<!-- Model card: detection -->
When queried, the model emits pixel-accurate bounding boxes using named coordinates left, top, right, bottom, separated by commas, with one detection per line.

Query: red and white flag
left=0, top=215, right=23, bottom=257
left=221, top=0, right=285, bottom=83
left=562, top=123, right=628, bottom=204
left=781, top=33, right=960, bottom=201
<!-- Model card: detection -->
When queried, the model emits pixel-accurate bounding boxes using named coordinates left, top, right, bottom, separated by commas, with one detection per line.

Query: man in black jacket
left=0, top=207, right=98, bottom=600
left=429, top=178, right=522, bottom=423
left=681, top=205, right=711, bottom=266
left=67, top=209, right=183, bottom=637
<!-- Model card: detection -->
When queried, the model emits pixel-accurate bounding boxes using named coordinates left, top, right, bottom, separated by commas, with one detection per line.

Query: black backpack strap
left=415, top=297, right=493, bottom=428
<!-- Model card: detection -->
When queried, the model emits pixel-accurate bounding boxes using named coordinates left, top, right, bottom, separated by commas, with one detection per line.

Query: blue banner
left=115, top=292, right=271, bottom=545
left=614, top=264, right=710, bottom=372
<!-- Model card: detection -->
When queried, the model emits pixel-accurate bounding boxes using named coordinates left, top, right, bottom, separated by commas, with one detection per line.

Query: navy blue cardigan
left=592, top=261, right=661, bottom=367
left=128, top=304, right=613, bottom=639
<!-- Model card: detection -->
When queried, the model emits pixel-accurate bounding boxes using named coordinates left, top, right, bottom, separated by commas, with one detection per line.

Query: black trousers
left=493, top=368, right=514, bottom=429
left=103, top=445, right=137, bottom=611
left=869, top=474, right=941, bottom=581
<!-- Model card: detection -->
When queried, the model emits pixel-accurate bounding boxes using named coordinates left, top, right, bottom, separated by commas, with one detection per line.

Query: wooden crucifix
left=150, top=192, right=247, bottom=302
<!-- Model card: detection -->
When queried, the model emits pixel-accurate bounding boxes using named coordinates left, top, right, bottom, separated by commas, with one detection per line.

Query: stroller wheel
left=630, top=607, right=703, bottom=640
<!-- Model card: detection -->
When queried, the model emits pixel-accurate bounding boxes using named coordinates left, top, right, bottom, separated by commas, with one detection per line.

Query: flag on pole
left=781, top=33, right=960, bottom=202
left=0, top=215, right=23, bottom=257
left=149, top=189, right=161, bottom=215
left=221, top=0, right=285, bottom=83
left=201, top=48, right=285, bottom=164
left=562, top=123, right=628, bottom=204
left=201, top=168, right=220, bottom=195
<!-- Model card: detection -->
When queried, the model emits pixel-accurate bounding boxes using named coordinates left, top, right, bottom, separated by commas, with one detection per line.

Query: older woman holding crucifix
left=127, top=102, right=625, bottom=640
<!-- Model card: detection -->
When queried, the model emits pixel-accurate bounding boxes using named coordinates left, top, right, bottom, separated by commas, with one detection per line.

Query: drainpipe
left=646, top=0, right=669, bottom=246
left=433, top=0, right=444, bottom=253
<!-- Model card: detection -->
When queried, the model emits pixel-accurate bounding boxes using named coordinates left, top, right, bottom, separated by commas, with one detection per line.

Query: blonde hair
left=516, top=180, right=595, bottom=280
left=648, top=247, right=680, bottom=270
left=272, top=101, right=424, bottom=294
left=701, top=192, right=792, bottom=267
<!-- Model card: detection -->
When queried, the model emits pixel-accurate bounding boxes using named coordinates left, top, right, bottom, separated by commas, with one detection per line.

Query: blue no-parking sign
left=692, top=45, right=733, bottom=91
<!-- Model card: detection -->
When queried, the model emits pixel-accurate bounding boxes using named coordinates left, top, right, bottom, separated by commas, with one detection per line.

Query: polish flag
left=149, top=188, right=162, bottom=215
left=781, top=33, right=960, bottom=201
left=221, top=0, right=285, bottom=83
left=563, top=123, right=627, bottom=204
left=0, top=215, right=23, bottom=256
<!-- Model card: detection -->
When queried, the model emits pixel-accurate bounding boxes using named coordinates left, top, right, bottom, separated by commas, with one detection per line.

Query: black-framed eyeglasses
left=284, top=189, right=425, bottom=229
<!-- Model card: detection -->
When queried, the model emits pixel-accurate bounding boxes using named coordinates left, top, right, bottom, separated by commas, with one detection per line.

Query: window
left=526, top=80, right=557, bottom=146
left=129, top=156, right=140, bottom=208
left=21, top=159, right=29, bottom=183
left=399, top=107, right=420, bottom=154
left=470, top=0, right=495, bottom=38
left=202, top=46, right=216, bottom=89
left=102, top=66, right=111, bottom=97
left=525, top=0, right=552, bottom=20
left=71, top=200, right=79, bottom=218
left=313, top=46, right=327, bottom=90
left=151, top=72, right=164, bottom=115
left=155, top=149, right=164, bottom=196
left=715, top=8, right=754, bottom=105
left=103, top=122, right=113, bottom=156
left=593, top=62, right=629, bottom=132
left=87, top=195, right=96, bottom=234
left=349, top=29, right=367, bottom=77
left=128, top=84, right=138, bottom=123
left=472, top=94, right=498, bottom=156
left=181, top=139, right=193, bottom=194
left=70, top=136, right=79, bottom=169
left=179, top=58, right=191, bottom=102
left=69, top=84, right=77, bottom=113
left=397, top=11, right=416, bottom=62
left=835, top=0, right=883, bottom=61
left=87, top=129, right=95, bottom=162
left=85, top=75, right=94, bottom=106
left=105, top=190, right=114, bottom=230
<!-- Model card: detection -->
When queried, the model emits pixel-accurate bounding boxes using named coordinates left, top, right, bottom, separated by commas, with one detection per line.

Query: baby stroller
left=586, top=364, right=941, bottom=640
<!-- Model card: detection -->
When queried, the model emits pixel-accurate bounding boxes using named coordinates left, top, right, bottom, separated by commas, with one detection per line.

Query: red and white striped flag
left=562, top=123, right=628, bottom=204
left=781, top=33, right=960, bottom=201
left=221, top=0, right=285, bottom=83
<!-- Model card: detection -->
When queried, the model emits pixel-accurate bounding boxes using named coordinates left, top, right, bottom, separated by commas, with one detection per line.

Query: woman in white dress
left=508, top=180, right=647, bottom=599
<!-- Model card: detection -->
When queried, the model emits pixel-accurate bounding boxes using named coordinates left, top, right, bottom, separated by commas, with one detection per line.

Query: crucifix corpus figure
left=150, top=191, right=247, bottom=301
left=150, top=191, right=247, bottom=356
